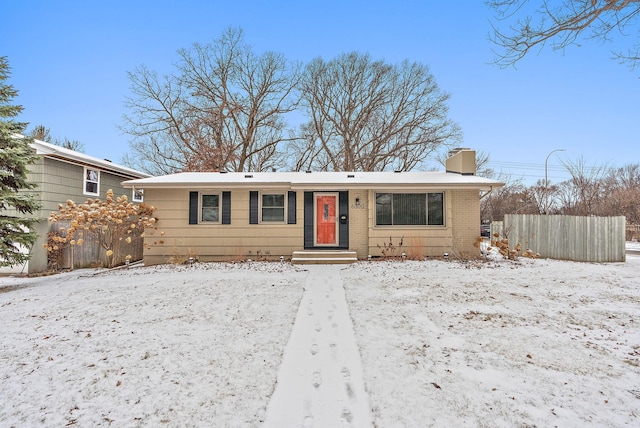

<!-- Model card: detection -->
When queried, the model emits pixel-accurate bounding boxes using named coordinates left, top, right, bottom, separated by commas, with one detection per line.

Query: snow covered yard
left=343, top=256, right=640, bottom=427
left=0, top=263, right=306, bottom=427
left=1, top=253, right=639, bottom=427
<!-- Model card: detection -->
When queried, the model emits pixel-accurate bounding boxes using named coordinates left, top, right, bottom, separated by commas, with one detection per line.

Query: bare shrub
left=377, top=236, right=404, bottom=258
left=405, top=236, right=425, bottom=260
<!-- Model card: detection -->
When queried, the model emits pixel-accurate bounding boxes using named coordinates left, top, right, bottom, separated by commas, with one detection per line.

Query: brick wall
left=450, top=189, right=481, bottom=256
left=348, top=189, right=369, bottom=259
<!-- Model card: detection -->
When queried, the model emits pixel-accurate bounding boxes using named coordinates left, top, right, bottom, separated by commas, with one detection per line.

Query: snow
left=1, top=251, right=639, bottom=427
left=342, top=255, right=640, bottom=427
left=0, top=263, right=306, bottom=427
left=122, top=170, right=502, bottom=190
left=263, top=265, right=372, bottom=427
left=627, top=240, right=640, bottom=251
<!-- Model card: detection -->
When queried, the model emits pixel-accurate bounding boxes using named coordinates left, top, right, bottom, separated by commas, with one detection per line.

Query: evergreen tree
left=0, top=56, right=41, bottom=267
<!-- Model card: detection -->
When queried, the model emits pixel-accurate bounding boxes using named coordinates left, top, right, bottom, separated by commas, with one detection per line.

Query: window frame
left=374, top=191, right=445, bottom=227
left=200, top=192, right=221, bottom=224
left=259, top=192, right=287, bottom=223
left=132, top=188, right=144, bottom=203
left=84, top=167, right=100, bottom=196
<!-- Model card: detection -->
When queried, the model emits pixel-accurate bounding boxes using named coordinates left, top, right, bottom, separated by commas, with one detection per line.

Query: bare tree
left=533, top=179, right=561, bottom=214
left=488, top=0, right=640, bottom=70
left=482, top=158, right=640, bottom=222
left=557, top=156, right=609, bottom=215
left=480, top=171, right=534, bottom=221
left=29, top=124, right=85, bottom=152
left=122, top=27, right=301, bottom=174
left=30, top=124, right=51, bottom=142
left=599, top=163, right=640, bottom=223
left=294, top=52, right=461, bottom=172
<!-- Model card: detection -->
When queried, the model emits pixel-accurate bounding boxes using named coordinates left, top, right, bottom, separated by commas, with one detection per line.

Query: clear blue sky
left=2, top=0, right=638, bottom=184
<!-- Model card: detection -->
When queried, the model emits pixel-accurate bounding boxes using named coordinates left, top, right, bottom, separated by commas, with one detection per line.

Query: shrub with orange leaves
left=490, top=236, right=539, bottom=260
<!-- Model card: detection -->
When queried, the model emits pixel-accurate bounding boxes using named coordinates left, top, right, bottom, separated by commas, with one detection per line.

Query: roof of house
left=29, top=138, right=151, bottom=179
left=122, top=171, right=504, bottom=191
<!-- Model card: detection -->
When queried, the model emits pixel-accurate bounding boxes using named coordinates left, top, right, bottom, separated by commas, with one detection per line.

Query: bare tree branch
left=295, top=52, right=461, bottom=172
left=121, top=27, right=301, bottom=173
left=488, top=0, right=640, bottom=71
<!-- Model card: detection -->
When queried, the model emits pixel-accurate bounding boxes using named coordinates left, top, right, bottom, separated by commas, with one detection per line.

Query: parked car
left=480, top=224, right=491, bottom=237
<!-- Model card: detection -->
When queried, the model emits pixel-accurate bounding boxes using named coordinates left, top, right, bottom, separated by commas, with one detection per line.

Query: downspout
left=480, top=186, right=495, bottom=200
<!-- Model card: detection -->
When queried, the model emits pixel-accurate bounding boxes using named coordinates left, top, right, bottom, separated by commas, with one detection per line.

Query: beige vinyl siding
left=367, top=189, right=454, bottom=258
left=142, top=189, right=305, bottom=264
left=142, top=187, right=483, bottom=264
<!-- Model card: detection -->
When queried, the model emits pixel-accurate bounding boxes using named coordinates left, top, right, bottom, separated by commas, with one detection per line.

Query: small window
left=84, top=168, right=99, bottom=195
left=132, top=188, right=144, bottom=202
left=375, top=192, right=444, bottom=226
left=201, top=194, right=220, bottom=223
left=261, top=193, right=285, bottom=222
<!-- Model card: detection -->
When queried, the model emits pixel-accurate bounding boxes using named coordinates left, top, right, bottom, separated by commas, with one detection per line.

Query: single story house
left=123, top=149, right=503, bottom=264
left=1, top=137, right=150, bottom=274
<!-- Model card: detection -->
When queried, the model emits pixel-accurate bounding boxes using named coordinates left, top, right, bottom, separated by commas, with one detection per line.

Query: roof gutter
left=22, top=135, right=151, bottom=179
left=480, top=186, right=496, bottom=200
left=122, top=181, right=502, bottom=192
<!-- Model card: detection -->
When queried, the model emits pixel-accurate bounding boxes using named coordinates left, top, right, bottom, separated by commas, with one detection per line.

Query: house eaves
left=27, top=137, right=151, bottom=180
left=122, top=171, right=504, bottom=192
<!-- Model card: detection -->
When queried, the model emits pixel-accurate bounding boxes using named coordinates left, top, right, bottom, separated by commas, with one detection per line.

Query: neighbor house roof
left=122, top=171, right=504, bottom=191
left=27, top=137, right=151, bottom=180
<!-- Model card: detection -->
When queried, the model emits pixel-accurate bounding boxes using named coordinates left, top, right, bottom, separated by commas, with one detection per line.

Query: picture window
left=375, top=192, right=444, bottom=226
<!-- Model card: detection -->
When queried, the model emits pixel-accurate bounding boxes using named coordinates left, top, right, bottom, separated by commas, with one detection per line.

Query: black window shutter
left=249, top=191, right=259, bottom=224
left=287, top=191, right=296, bottom=224
left=188, top=191, right=199, bottom=224
left=339, top=191, right=349, bottom=248
left=222, top=191, right=231, bottom=224
left=303, top=192, right=314, bottom=248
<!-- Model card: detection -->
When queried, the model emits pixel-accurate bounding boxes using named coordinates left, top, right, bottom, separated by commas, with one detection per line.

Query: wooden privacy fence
left=50, top=220, right=144, bottom=270
left=492, top=214, right=626, bottom=263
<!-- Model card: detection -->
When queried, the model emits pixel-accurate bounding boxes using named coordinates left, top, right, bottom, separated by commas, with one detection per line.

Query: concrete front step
left=291, top=250, right=358, bottom=265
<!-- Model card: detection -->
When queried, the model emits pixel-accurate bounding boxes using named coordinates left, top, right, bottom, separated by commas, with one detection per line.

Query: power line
left=484, top=161, right=570, bottom=183
left=487, top=161, right=564, bottom=172
left=487, top=160, right=607, bottom=173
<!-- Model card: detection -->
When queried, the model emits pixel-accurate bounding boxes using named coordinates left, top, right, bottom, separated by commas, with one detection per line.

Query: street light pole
left=545, top=149, right=565, bottom=214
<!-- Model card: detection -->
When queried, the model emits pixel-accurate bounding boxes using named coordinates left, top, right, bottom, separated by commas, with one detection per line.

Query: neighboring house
left=1, top=137, right=150, bottom=275
left=122, top=149, right=503, bottom=264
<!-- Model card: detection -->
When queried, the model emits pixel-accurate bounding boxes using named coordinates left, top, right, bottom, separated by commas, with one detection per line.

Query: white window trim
left=84, top=167, right=100, bottom=196
left=259, top=191, right=287, bottom=224
left=132, top=188, right=144, bottom=202
left=373, top=190, right=446, bottom=228
left=200, top=192, right=222, bottom=224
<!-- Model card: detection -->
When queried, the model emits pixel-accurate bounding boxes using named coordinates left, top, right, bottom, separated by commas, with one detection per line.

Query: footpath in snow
left=263, top=265, right=373, bottom=428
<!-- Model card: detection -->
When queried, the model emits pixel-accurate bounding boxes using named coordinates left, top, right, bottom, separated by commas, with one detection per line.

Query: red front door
left=315, top=194, right=338, bottom=246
